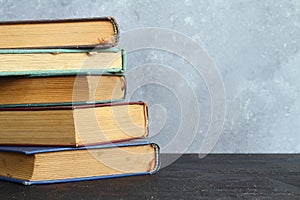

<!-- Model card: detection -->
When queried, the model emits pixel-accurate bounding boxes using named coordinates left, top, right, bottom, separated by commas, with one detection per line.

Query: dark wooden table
left=0, top=154, right=299, bottom=199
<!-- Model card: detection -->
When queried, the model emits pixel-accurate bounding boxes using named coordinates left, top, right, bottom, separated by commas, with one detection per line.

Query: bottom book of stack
left=0, top=141, right=159, bottom=185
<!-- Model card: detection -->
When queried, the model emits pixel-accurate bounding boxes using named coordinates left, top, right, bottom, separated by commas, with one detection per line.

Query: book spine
left=150, top=143, right=161, bottom=174
left=121, top=49, right=126, bottom=72
left=109, top=16, right=120, bottom=48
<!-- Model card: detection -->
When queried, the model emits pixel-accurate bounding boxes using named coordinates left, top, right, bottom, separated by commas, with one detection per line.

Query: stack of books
left=0, top=17, right=159, bottom=185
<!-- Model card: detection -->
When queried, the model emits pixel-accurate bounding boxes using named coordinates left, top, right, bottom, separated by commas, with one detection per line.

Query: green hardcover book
left=0, top=48, right=126, bottom=76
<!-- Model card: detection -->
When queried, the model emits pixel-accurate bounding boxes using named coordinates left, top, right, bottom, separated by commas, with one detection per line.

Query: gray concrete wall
left=1, top=0, right=299, bottom=153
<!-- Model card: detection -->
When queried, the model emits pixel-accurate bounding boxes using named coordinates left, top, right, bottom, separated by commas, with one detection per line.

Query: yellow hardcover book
left=0, top=17, right=119, bottom=49
left=0, top=74, right=126, bottom=106
left=0, top=102, right=149, bottom=146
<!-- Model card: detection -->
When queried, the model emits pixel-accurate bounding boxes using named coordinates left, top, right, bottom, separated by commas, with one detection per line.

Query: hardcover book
left=0, top=141, right=159, bottom=185
left=0, top=48, right=126, bottom=76
left=0, top=74, right=125, bottom=106
left=0, top=17, right=119, bottom=49
left=0, top=102, right=149, bottom=146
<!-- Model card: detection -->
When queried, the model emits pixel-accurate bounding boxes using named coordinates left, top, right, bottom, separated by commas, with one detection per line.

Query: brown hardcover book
left=0, top=102, right=149, bottom=146
left=0, top=74, right=125, bottom=106
left=0, top=17, right=119, bottom=49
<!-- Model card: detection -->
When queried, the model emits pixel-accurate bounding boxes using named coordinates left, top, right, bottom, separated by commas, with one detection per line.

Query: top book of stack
left=0, top=17, right=119, bottom=49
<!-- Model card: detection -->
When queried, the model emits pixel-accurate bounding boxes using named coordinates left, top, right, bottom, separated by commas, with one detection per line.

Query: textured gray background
left=1, top=0, right=300, bottom=153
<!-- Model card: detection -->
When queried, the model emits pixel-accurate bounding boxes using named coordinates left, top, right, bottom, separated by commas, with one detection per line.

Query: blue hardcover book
left=0, top=141, right=159, bottom=185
